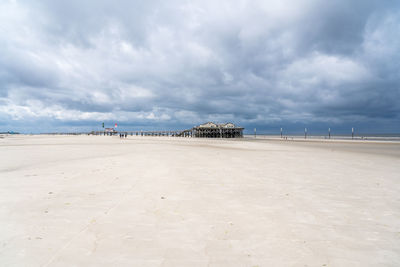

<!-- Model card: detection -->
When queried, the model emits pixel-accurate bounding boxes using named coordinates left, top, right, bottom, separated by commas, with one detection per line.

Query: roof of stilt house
left=194, top=122, right=243, bottom=129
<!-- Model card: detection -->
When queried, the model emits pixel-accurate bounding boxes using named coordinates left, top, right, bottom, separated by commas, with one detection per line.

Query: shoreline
left=3, top=133, right=400, bottom=144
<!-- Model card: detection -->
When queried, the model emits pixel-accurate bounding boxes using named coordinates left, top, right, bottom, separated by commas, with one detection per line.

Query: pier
left=41, top=122, right=244, bottom=138
left=92, top=130, right=193, bottom=137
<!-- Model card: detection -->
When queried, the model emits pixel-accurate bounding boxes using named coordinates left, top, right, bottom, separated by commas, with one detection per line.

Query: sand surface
left=0, top=135, right=399, bottom=266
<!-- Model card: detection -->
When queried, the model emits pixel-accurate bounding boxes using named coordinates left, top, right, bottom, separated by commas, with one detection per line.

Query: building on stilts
left=192, top=122, right=244, bottom=138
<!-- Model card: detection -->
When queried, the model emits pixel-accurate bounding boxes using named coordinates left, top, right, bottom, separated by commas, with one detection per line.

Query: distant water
left=245, top=134, right=400, bottom=142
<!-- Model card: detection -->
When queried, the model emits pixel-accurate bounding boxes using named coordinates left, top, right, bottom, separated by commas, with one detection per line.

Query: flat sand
left=0, top=135, right=399, bottom=266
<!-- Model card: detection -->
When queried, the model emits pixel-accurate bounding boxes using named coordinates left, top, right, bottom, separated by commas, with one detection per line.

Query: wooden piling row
left=92, top=130, right=193, bottom=137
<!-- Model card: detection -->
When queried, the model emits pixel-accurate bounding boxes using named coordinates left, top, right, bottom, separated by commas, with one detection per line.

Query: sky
left=0, top=0, right=399, bottom=134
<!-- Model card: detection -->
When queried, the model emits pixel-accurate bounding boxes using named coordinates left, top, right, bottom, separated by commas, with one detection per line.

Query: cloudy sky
left=1, top=0, right=399, bottom=134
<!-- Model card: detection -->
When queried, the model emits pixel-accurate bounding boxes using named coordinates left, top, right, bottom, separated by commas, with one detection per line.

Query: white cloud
left=282, top=53, right=371, bottom=87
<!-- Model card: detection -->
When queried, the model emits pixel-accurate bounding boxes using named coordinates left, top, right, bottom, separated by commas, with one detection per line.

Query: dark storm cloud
left=0, top=0, right=399, bottom=133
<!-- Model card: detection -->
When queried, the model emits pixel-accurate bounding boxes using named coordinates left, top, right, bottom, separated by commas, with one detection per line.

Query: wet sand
left=0, top=135, right=399, bottom=266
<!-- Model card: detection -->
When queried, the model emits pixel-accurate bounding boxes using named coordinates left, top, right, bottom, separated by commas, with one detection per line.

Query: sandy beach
left=0, top=135, right=399, bottom=266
